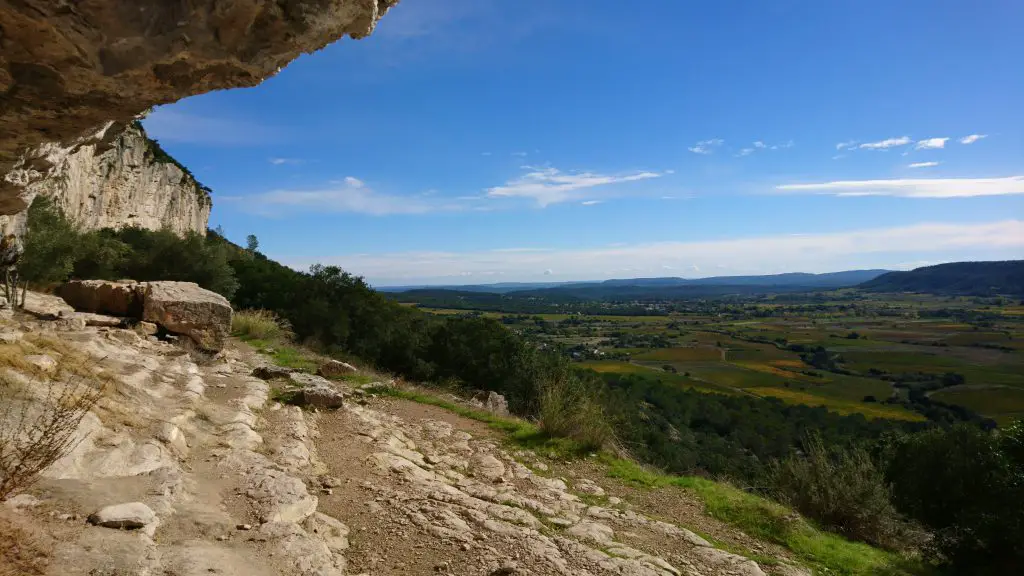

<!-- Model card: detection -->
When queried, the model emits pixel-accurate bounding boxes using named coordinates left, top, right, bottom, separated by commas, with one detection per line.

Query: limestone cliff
left=0, top=121, right=211, bottom=236
left=0, top=0, right=400, bottom=214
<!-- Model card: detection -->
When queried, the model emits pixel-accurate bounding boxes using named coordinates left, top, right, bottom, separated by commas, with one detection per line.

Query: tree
left=19, top=196, right=80, bottom=289
left=246, top=234, right=259, bottom=253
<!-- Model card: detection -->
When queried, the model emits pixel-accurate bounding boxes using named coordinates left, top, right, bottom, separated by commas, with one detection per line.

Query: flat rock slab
left=88, top=502, right=157, bottom=529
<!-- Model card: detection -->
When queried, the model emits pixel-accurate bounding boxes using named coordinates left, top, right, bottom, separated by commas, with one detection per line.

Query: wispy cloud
left=511, top=151, right=528, bottom=157
left=836, top=140, right=858, bottom=151
left=581, top=200, right=604, bottom=206
left=907, top=161, right=940, bottom=169
left=229, top=176, right=465, bottom=216
left=486, top=166, right=663, bottom=206
left=737, top=140, right=793, bottom=157
left=915, top=137, right=949, bottom=150
left=688, top=138, right=724, bottom=154
left=776, top=176, right=1024, bottom=198
left=859, top=136, right=912, bottom=150
left=269, top=157, right=303, bottom=166
left=291, top=221, right=1024, bottom=285
left=959, top=134, right=987, bottom=145
left=832, top=154, right=847, bottom=160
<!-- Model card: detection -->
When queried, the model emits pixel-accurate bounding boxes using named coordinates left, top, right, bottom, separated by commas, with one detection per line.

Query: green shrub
left=769, top=433, right=913, bottom=550
left=885, top=422, right=1024, bottom=573
left=19, top=197, right=79, bottom=287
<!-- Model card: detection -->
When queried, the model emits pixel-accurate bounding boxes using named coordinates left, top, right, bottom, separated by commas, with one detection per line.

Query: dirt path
left=313, top=391, right=804, bottom=576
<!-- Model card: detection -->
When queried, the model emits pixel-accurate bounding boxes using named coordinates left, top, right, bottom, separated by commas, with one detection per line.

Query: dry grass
left=0, top=508, right=49, bottom=576
left=232, top=309, right=294, bottom=342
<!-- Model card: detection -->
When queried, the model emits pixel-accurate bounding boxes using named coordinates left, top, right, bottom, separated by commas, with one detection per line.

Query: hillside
left=860, top=261, right=1024, bottom=296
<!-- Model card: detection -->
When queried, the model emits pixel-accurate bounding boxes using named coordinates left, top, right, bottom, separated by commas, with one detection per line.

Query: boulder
left=253, top=365, right=295, bottom=380
left=88, top=502, right=157, bottom=529
left=21, top=291, right=75, bottom=318
left=317, top=359, right=357, bottom=379
left=485, top=391, right=510, bottom=416
left=141, top=282, right=232, bottom=352
left=58, top=280, right=142, bottom=317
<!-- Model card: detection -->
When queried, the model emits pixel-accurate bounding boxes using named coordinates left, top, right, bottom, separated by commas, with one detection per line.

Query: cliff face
left=0, top=0, right=399, bottom=214
left=0, top=122, right=211, bottom=236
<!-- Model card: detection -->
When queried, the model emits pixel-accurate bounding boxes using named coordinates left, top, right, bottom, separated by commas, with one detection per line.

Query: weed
left=0, top=371, right=101, bottom=499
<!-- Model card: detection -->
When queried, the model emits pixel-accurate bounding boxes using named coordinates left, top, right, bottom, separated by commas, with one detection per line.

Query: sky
left=143, top=0, right=1024, bottom=286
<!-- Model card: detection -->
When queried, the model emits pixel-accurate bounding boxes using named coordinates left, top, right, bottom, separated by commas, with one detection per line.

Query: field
left=417, top=292, right=1024, bottom=425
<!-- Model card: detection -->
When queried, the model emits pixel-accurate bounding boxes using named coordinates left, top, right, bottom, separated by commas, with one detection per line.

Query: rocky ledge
left=0, top=0, right=400, bottom=214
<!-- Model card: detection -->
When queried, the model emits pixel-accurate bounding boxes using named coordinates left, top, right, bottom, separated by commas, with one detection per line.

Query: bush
left=231, top=309, right=294, bottom=342
left=19, top=197, right=78, bottom=287
left=769, top=433, right=912, bottom=550
left=0, top=373, right=101, bottom=500
left=885, top=422, right=1024, bottom=573
left=538, top=368, right=615, bottom=451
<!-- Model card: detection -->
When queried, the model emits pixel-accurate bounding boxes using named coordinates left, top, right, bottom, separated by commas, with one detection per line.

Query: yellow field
left=751, top=387, right=925, bottom=421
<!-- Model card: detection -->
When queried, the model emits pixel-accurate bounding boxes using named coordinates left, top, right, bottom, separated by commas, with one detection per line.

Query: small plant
left=0, top=372, right=101, bottom=500
left=232, top=309, right=294, bottom=342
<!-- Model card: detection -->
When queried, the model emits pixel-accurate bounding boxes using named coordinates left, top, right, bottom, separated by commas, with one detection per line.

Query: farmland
left=412, top=292, right=1023, bottom=425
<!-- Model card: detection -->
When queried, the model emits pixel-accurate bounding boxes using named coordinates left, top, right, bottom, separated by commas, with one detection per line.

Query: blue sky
left=144, top=0, right=1023, bottom=286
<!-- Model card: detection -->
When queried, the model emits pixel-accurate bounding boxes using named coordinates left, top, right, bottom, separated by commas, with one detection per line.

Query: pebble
left=237, top=523, right=252, bottom=530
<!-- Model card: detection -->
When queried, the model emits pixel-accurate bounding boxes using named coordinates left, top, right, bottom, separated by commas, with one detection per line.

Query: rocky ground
left=1, top=295, right=809, bottom=576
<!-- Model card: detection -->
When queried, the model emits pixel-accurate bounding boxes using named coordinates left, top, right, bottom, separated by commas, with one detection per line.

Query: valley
left=399, top=291, right=1024, bottom=426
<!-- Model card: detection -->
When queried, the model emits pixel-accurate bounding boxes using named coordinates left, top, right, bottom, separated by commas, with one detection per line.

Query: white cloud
left=959, top=134, right=987, bottom=145
left=269, top=157, right=303, bottom=166
left=915, top=137, right=949, bottom=150
left=836, top=140, right=858, bottom=150
left=486, top=166, right=662, bottom=207
left=543, top=269, right=553, bottom=276
left=581, top=200, right=604, bottom=206
left=859, top=137, right=912, bottom=150
left=290, top=221, right=1024, bottom=284
left=753, top=141, right=767, bottom=149
left=511, top=151, right=528, bottom=157
left=776, top=175, right=1024, bottom=198
left=832, top=154, right=846, bottom=160
left=688, top=138, right=724, bottom=154
left=907, top=161, right=940, bottom=169
left=228, top=176, right=467, bottom=216
left=737, top=148, right=754, bottom=157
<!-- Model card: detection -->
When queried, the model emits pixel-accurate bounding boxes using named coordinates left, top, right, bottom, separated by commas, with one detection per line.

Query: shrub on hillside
left=884, top=422, right=1024, bottom=574
left=769, top=433, right=913, bottom=550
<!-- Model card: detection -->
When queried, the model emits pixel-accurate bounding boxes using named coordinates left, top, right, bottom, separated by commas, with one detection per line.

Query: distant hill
left=859, top=261, right=1024, bottom=296
left=381, top=269, right=890, bottom=294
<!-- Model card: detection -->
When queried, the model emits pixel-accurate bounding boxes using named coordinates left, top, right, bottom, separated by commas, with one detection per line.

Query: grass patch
left=231, top=309, right=293, bottom=341
left=375, top=386, right=590, bottom=459
left=602, top=457, right=911, bottom=576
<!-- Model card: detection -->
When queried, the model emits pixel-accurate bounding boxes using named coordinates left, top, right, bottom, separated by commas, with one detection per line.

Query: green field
left=423, top=293, right=1023, bottom=424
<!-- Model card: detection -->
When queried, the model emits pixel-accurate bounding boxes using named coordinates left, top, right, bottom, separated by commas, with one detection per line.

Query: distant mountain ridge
left=380, top=269, right=890, bottom=294
left=859, top=261, right=1024, bottom=296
